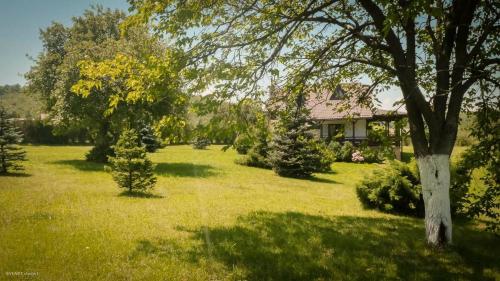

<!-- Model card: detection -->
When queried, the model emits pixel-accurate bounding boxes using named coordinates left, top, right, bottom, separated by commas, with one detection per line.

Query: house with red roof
left=268, top=83, right=407, bottom=159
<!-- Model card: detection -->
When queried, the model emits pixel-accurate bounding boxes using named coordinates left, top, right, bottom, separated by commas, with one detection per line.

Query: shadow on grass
left=154, top=162, right=218, bottom=178
left=0, top=172, right=31, bottom=177
left=118, top=191, right=164, bottom=199
left=133, top=212, right=500, bottom=281
left=306, top=175, right=338, bottom=184
left=277, top=173, right=338, bottom=184
left=51, top=160, right=105, bottom=172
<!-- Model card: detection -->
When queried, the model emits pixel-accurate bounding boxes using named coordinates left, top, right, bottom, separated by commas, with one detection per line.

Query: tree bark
left=417, top=154, right=452, bottom=246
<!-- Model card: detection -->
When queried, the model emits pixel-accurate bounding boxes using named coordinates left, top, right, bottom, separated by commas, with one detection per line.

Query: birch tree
left=126, top=0, right=500, bottom=246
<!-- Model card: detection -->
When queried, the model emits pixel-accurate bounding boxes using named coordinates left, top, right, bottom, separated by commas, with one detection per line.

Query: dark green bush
left=15, top=119, right=89, bottom=144
left=328, top=140, right=354, bottom=162
left=367, top=123, right=390, bottom=145
left=360, top=147, right=383, bottom=163
left=236, top=124, right=272, bottom=168
left=356, top=161, right=423, bottom=216
left=192, top=137, right=211, bottom=149
left=242, top=143, right=271, bottom=169
left=86, top=143, right=114, bottom=163
left=237, top=148, right=272, bottom=169
left=312, top=141, right=334, bottom=172
left=328, top=141, right=342, bottom=161
left=233, top=133, right=253, bottom=155
left=339, top=141, right=354, bottom=162
left=357, top=157, right=484, bottom=219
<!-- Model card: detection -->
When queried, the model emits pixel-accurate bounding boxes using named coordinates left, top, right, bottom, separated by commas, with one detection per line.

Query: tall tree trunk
left=417, top=154, right=452, bottom=246
left=86, top=121, right=113, bottom=163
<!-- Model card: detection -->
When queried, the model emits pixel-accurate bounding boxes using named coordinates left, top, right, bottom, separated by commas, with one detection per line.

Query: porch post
left=395, top=119, right=403, bottom=159
left=352, top=121, right=355, bottom=139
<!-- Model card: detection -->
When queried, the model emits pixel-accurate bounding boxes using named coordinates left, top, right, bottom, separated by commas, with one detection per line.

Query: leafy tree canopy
left=26, top=5, right=188, bottom=161
left=126, top=0, right=499, bottom=155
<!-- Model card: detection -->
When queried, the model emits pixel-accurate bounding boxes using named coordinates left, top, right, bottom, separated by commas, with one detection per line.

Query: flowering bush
left=351, top=150, right=365, bottom=162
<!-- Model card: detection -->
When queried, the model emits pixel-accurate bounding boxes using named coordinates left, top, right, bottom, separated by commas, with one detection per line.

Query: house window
left=327, top=124, right=344, bottom=140
left=330, top=86, right=344, bottom=100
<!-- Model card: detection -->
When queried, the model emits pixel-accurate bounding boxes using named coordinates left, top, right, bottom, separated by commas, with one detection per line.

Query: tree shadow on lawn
left=305, top=175, right=338, bottom=184
left=154, top=162, right=219, bottom=178
left=275, top=172, right=338, bottom=184
left=51, top=159, right=105, bottom=172
left=0, top=172, right=31, bottom=177
left=51, top=160, right=219, bottom=179
left=118, top=191, right=164, bottom=199
left=132, top=212, right=499, bottom=281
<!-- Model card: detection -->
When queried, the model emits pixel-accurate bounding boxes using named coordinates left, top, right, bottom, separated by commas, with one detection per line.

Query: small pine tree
left=268, top=106, right=323, bottom=178
left=244, top=125, right=272, bottom=168
left=139, top=125, right=160, bottom=153
left=0, top=108, right=26, bottom=174
left=107, top=129, right=156, bottom=192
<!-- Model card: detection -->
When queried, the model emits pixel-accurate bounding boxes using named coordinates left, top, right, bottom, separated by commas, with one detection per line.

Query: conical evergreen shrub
left=244, top=125, right=271, bottom=168
left=268, top=106, right=324, bottom=178
left=0, top=107, right=26, bottom=174
left=107, top=129, right=156, bottom=192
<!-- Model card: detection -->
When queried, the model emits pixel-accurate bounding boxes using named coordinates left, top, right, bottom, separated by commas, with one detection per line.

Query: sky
left=0, top=0, right=129, bottom=85
left=0, top=0, right=403, bottom=109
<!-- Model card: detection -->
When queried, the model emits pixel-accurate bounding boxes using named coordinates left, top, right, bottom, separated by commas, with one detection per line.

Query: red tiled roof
left=269, top=83, right=406, bottom=120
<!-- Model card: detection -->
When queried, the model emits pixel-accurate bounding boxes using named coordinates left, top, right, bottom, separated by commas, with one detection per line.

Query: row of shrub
left=14, top=119, right=90, bottom=144
left=327, top=140, right=395, bottom=163
left=234, top=121, right=397, bottom=164
left=234, top=135, right=391, bottom=169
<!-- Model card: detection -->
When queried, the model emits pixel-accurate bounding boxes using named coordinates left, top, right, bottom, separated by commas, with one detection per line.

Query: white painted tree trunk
left=417, top=154, right=452, bottom=246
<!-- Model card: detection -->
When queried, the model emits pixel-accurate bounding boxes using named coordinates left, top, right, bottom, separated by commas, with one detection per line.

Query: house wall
left=354, top=119, right=367, bottom=138
left=316, top=118, right=402, bottom=160
left=319, top=119, right=367, bottom=139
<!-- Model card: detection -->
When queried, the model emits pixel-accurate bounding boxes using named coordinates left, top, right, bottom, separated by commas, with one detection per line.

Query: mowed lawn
left=0, top=146, right=498, bottom=281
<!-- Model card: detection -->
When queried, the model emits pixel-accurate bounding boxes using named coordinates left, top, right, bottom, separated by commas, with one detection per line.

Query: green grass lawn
left=0, top=145, right=498, bottom=281
left=401, top=145, right=469, bottom=163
